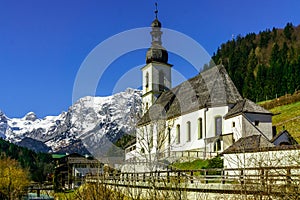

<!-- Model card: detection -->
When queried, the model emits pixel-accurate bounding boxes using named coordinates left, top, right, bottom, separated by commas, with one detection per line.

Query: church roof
left=137, top=65, right=243, bottom=126
left=224, top=99, right=272, bottom=119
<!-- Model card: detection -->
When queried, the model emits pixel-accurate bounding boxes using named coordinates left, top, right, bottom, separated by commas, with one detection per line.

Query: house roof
left=52, top=154, right=66, bottom=159
left=224, top=99, right=272, bottom=119
left=271, top=130, right=298, bottom=145
left=137, top=65, right=243, bottom=126
left=221, top=135, right=274, bottom=154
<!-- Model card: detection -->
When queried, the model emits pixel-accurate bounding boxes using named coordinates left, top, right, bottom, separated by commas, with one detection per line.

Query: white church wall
left=170, top=106, right=229, bottom=152
left=205, top=106, right=229, bottom=138
left=170, top=110, right=205, bottom=152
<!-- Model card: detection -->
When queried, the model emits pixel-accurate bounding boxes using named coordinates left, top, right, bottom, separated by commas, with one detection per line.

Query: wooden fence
left=86, top=166, right=300, bottom=197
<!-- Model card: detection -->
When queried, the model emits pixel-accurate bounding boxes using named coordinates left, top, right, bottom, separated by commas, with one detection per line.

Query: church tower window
left=159, top=70, right=164, bottom=91
left=145, top=72, right=149, bottom=88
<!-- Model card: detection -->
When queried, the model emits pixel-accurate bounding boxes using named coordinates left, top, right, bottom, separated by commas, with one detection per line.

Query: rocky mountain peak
left=0, top=88, right=142, bottom=154
left=24, top=112, right=38, bottom=121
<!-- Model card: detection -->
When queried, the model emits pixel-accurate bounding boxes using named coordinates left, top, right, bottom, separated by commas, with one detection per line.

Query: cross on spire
left=155, top=2, right=158, bottom=19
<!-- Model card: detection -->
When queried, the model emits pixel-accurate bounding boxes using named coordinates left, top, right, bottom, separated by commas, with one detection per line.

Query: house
left=221, top=135, right=300, bottom=177
left=53, top=153, right=102, bottom=190
left=123, top=13, right=274, bottom=172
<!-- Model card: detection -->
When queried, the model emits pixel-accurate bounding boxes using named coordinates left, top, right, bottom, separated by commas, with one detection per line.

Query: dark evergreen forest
left=0, top=138, right=53, bottom=183
left=211, top=23, right=300, bottom=102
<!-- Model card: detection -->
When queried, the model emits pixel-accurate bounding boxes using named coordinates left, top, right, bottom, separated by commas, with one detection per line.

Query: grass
left=171, top=159, right=208, bottom=170
left=52, top=190, right=76, bottom=200
left=270, top=101, right=300, bottom=142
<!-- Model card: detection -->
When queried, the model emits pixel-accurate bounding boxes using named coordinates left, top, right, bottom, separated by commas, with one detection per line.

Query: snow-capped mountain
left=0, top=88, right=142, bottom=156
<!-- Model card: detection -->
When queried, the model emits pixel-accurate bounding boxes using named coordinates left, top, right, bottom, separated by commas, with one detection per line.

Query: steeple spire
left=145, top=2, right=168, bottom=64
left=155, top=2, right=158, bottom=19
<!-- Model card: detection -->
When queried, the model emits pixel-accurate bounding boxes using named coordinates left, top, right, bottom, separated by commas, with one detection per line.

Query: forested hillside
left=0, top=138, right=53, bottom=182
left=212, top=23, right=300, bottom=102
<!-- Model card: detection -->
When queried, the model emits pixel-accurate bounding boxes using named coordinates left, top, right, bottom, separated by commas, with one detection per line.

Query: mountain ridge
left=0, top=88, right=142, bottom=155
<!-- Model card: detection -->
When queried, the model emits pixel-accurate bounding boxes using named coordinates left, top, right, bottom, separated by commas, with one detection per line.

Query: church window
left=186, top=121, right=191, bottom=142
left=176, top=124, right=180, bottom=144
left=159, top=70, right=164, bottom=91
left=145, top=72, right=149, bottom=88
left=232, top=121, right=235, bottom=128
left=198, top=118, right=203, bottom=139
left=145, top=102, right=149, bottom=110
left=255, top=120, right=259, bottom=126
left=215, top=116, right=222, bottom=136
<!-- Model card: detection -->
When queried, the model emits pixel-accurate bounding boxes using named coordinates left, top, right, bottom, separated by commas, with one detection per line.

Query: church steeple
left=141, top=3, right=172, bottom=114
left=146, top=3, right=168, bottom=64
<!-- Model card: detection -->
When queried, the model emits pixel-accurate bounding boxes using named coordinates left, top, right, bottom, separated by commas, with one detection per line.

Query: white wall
left=223, top=149, right=300, bottom=177
left=170, top=106, right=229, bottom=152
left=141, top=62, right=171, bottom=112
left=244, top=113, right=272, bottom=140
left=224, top=115, right=243, bottom=141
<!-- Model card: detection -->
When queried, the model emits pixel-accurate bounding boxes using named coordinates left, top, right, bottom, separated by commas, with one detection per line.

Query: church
left=124, top=12, right=274, bottom=171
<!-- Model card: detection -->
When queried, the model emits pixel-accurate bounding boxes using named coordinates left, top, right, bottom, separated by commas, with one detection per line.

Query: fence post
left=190, top=171, right=194, bottom=184
left=205, top=170, right=208, bottom=184
left=222, top=170, right=225, bottom=184
left=178, top=171, right=181, bottom=183
left=260, top=169, right=265, bottom=188
left=240, top=169, right=244, bottom=185
left=286, top=168, right=291, bottom=184
left=167, top=171, right=170, bottom=183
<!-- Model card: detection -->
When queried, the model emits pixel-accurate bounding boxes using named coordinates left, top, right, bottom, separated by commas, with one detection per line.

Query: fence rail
left=85, top=166, right=300, bottom=196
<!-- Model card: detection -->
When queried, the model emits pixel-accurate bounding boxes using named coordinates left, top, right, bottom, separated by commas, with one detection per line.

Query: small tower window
left=145, top=103, right=149, bottom=111
left=232, top=122, right=235, bottom=128
left=145, top=72, right=149, bottom=88
left=159, top=70, right=164, bottom=91
left=255, top=120, right=259, bottom=126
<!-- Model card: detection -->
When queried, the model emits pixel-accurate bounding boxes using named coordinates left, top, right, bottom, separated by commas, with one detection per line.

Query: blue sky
left=1, top=0, right=300, bottom=118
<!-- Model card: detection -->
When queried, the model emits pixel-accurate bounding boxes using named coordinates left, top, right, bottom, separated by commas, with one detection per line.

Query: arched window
left=214, top=139, right=221, bottom=152
left=198, top=118, right=203, bottom=139
left=215, top=116, right=222, bottom=136
left=159, top=70, right=164, bottom=91
left=168, top=128, right=171, bottom=146
left=176, top=125, right=180, bottom=144
left=145, top=102, right=149, bottom=111
left=186, top=121, right=191, bottom=142
left=145, top=72, right=149, bottom=88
